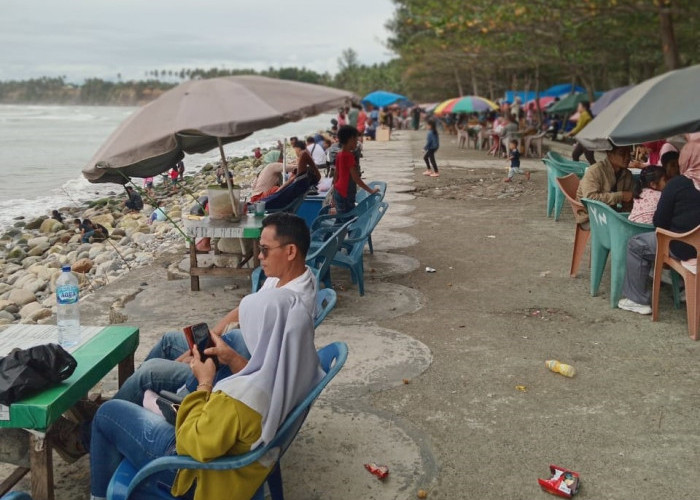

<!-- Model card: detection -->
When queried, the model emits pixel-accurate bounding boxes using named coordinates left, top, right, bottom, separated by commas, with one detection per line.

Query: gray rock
left=27, top=236, right=50, bottom=248
left=8, top=288, right=36, bottom=306
left=19, top=301, right=41, bottom=318
left=27, top=242, right=50, bottom=257
left=25, top=217, right=46, bottom=230
left=0, top=310, right=15, bottom=322
left=28, top=308, right=52, bottom=322
left=7, top=246, right=26, bottom=260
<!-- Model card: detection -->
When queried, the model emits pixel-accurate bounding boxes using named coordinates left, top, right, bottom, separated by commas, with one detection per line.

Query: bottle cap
left=61, top=265, right=71, bottom=272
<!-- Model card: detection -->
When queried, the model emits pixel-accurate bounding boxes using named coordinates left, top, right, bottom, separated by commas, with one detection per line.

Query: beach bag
left=0, top=344, right=77, bottom=405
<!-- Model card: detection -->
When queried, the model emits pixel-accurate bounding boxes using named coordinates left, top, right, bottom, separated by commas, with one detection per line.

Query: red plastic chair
left=652, top=226, right=700, bottom=340
left=555, top=174, right=589, bottom=277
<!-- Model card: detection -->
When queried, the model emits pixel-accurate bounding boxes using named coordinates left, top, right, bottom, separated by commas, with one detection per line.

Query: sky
left=0, top=0, right=397, bottom=83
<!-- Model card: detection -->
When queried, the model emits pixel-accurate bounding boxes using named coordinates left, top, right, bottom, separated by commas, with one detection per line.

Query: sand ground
left=2, top=129, right=699, bottom=500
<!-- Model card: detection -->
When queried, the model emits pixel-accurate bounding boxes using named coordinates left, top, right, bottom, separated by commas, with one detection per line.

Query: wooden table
left=0, top=325, right=139, bottom=500
left=184, top=216, right=264, bottom=291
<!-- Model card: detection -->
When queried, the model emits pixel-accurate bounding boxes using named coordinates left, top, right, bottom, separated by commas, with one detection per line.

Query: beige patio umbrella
left=83, top=75, right=356, bottom=215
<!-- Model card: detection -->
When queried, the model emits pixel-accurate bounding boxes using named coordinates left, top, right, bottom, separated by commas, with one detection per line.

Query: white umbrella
left=577, top=65, right=700, bottom=151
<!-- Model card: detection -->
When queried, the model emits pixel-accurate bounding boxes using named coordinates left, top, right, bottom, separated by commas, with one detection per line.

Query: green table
left=184, top=215, right=264, bottom=291
left=0, top=325, right=139, bottom=500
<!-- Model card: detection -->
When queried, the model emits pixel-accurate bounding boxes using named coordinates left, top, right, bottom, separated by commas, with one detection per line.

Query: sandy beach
left=2, top=129, right=699, bottom=499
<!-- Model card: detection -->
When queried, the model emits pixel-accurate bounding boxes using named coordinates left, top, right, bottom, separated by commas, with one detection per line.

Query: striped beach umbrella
left=434, top=96, right=498, bottom=115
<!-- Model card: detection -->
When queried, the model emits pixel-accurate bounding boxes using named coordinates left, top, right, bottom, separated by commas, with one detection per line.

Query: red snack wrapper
left=364, top=463, right=389, bottom=480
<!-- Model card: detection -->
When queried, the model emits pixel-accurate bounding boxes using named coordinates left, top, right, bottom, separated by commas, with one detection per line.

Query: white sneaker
left=618, top=298, right=652, bottom=315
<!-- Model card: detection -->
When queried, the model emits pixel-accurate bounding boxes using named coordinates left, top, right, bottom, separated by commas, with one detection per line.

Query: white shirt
left=307, top=143, right=326, bottom=166
left=261, top=266, right=318, bottom=318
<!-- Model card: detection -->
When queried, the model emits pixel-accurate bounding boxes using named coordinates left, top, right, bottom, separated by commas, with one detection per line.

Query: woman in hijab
left=89, top=288, right=324, bottom=500
left=618, top=138, right=700, bottom=315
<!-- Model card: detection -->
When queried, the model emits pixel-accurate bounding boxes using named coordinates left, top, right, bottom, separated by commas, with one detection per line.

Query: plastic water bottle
left=56, top=266, right=80, bottom=347
left=545, top=359, right=576, bottom=378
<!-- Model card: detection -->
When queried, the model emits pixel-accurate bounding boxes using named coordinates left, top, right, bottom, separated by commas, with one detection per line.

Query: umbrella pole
left=217, top=137, right=238, bottom=218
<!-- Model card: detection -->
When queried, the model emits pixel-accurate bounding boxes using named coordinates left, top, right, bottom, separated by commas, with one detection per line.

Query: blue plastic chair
left=331, top=202, right=388, bottom=296
left=313, top=193, right=382, bottom=254
left=106, top=342, right=348, bottom=500
left=543, top=155, right=588, bottom=220
left=356, top=181, right=387, bottom=203
left=581, top=199, right=655, bottom=308
left=0, top=492, right=33, bottom=500
left=313, top=288, right=337, bottom=327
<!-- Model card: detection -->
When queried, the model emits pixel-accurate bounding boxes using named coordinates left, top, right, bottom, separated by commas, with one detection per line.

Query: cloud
left=0, top=0, right=396, bottom=82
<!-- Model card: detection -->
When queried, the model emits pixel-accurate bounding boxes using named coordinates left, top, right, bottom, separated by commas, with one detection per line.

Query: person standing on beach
left=357, top=106, right=367, bottom=136
left=348, top=105, right=359, bottom=128
left=333, top=125, right=379, bottom=214
left=422, top=119, right=440, bottom=178
left=177, top=160, right=185, bottom=180
left=566, top=101, right=595, bottom=165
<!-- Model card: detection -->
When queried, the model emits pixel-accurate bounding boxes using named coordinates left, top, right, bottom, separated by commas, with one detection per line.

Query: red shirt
left=334, top=150, right=355, bottom=198
left=357, top=111, right=367, bottom=132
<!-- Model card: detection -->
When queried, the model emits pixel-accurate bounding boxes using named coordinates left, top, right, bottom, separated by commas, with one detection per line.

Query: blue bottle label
left=56, top=285, right=79, bottom=305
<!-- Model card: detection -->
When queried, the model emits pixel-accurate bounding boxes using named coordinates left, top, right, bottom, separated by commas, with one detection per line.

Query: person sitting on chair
left=575, top=144, right=635, bottom=226
left=89, top=287, right=324, bottom=500
left=111, top=213, right=318, bottom=406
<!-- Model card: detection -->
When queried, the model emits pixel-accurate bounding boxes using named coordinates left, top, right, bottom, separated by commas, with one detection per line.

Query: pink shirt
left=628, top=188, right=662, bottom=224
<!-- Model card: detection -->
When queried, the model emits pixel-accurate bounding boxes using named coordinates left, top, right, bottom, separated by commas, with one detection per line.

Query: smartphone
left=183, top=323, right=217, bottom=364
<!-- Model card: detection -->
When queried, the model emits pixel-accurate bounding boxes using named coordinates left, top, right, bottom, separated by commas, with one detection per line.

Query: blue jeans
left=81, top=230, right=94, bottom=243
left=90, top=399, right=192, bottom=499
left=114, top=330, right=250, bottom=405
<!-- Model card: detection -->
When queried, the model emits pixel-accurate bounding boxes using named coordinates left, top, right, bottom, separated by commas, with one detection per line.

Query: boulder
left=28, top=308, right=52, bottom=322
left=217, top=238, right=245, bottom=255
left=90, top=213, right=115, bottom=227
left=7, top=246, right=26, bottom=260
left=111, top=228, right=126, bottom=237
left=27, top=242, right=50, bottom=257
left=72, top=258, right=93, bottom=274
left=25, top=217, right=46, bottom=230
left=39, top=219, right=64, bottom=234
left=27, top=236, right=50, bottom=248
left=0, top=310, right=15, bottom=322
left=19, top=301, right=42, bottom=319
left=19, top=277, right=46, bottom=294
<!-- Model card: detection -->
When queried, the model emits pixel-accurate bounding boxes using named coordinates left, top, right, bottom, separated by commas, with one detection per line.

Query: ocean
left=0, top=104, right=335, bottom=231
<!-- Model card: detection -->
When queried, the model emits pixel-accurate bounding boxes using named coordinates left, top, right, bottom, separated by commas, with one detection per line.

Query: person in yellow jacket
left=89, top=288, right=324, bottom=500
left=566, top=101, right=596, bottom=165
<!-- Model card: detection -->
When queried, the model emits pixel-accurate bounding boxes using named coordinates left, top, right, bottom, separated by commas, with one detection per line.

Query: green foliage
left=386, top=0, right=698, bottom=101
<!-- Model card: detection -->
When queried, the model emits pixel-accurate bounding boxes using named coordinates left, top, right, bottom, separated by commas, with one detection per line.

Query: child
left=661, top=150, right=680, bottom=179
left=422, top=119, right=440, bottom=177
left=628, top=166, right=666, bottom=224
left=504, top=140, right=530, bottom=182
left=333, top=125, right=379, bottom=214
left=169, top=166, right=179, bottom=191
left=143, top=177, right=154, bottom=195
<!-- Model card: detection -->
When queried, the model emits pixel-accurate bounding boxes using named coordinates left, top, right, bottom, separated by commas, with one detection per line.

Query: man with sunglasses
left=111, top=212, right=318, bottom=405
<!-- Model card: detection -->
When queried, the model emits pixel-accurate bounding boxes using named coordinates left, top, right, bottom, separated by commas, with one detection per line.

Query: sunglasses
left=258, top=242, right=290, bottom=257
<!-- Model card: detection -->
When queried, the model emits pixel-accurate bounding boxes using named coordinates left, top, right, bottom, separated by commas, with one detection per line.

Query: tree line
left=385, top=0, right=697, bottom=102
left=0, top=53, right=399, bottom=106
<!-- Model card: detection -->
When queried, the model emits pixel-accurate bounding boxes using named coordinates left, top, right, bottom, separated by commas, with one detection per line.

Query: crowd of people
left=570, top=136, right=700, bottom=316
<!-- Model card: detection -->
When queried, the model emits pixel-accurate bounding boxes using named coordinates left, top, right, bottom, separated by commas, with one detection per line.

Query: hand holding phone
left=183, top=323, right=217, bottom=365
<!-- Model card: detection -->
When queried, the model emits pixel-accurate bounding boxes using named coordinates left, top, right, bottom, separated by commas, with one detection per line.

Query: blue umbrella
left=591, top=85, right=633, bottom=116
left=361, top=90, right=408, bottom=108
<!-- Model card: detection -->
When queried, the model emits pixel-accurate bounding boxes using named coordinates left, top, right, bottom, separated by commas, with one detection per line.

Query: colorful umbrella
left=434, top=96, right=498, bottom=115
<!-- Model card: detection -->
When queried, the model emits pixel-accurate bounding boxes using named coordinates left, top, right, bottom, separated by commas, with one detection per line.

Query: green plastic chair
left=581, top=199, right=655, bottom=308
left=543, top=154, right=588, bottom=220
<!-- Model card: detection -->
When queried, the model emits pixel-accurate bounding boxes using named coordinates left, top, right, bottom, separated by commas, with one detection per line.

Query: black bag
left=156, top=390, right=184, bottom=426
left=0, top=343, right=77, bottom=405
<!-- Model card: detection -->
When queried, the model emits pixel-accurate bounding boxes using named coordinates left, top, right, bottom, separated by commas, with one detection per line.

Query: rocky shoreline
left=0, top=151, right=280, bottom=326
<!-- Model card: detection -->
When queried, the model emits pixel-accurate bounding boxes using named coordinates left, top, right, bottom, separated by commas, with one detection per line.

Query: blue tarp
left=505, top=84, right=588, bottom=103
left=542, top=84, right=586, bottom=97
left=361, top=90, right=409, bottom=108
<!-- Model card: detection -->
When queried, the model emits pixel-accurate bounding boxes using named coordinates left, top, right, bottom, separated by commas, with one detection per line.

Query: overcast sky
left=0, top=0, right=397, bottom=83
